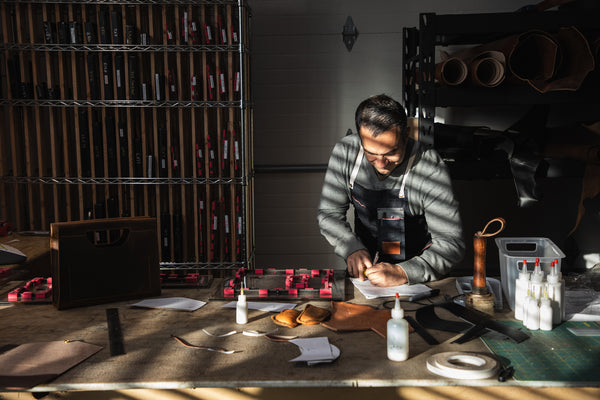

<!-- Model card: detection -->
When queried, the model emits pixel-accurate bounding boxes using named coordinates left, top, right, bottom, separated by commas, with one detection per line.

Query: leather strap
left=405, top=315, right=440, bottom=345
left=415, top=303, right=472, bottom=333
left=440, top=302, right=530, bottom=343
left=415, top=302, right=530, bottom=344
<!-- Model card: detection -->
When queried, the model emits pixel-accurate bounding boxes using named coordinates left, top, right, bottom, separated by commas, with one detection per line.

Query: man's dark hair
left=355, top=94, right=408, bottom=138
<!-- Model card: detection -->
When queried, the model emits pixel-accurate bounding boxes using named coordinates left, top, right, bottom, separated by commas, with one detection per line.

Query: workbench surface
left=0, top=277, right=597, bottom=392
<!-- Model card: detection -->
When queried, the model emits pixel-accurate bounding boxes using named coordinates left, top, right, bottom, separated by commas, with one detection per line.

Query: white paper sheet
left=350, top=278, right=431, bottom=299
left=565, top=289, right=600, bottom=321
left=221, top=301, right=297, bottom=313
left=289, top=337, right=337, bottom=363
left=131, top=297, right=206, bottom=312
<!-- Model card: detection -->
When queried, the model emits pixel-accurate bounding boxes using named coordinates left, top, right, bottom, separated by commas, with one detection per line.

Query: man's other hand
left=346, top=249, right=372, bottom=281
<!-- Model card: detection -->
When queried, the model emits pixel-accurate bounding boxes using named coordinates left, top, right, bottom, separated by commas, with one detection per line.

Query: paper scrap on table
left=351, top=278, right=431, bottom=299
left=289, top=337, right=340, bottom=365
left=565, top=289, right=600, bottom=321
left=131, top=297, right=206, bottom=312
left=222, top=301, right=297, bottom=313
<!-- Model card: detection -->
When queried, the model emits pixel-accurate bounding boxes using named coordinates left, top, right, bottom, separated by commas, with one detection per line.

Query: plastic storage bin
left=495, top=237, right=565, bottom=310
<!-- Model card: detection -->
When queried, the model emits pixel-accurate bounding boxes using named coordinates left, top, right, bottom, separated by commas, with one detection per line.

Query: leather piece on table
left=271, top=309, right=301, bottom=328
left=296, top=304, right=331, bottom=325
left=321, top=301, right=413, bottom=338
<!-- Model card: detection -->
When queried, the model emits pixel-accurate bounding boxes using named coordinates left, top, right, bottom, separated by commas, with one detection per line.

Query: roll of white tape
left=426, top=352, right=499, bottom=379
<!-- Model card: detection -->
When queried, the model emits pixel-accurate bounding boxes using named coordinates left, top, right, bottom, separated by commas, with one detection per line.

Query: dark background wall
left=250, top=0, right=600, bottom=277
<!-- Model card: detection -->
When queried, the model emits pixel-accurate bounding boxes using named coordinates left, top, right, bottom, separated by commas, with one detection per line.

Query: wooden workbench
left=0, top=276, right=597, bottom=394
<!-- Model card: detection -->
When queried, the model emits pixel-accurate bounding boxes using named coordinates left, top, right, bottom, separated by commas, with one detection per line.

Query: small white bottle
left=525, top=292, right=540, bottom=331
left=529, top=258, right=545, bottom=300
left=546, top=261, right=564, bottom=324
left=522, top=288, right=532, bottom=327
left=514, top=260, right=530, bottom=321
left=387, top=293, right=409, bottom=361
left=539, top=292, right=553, bottom=331
left=236, top=288, right=248, bottom=324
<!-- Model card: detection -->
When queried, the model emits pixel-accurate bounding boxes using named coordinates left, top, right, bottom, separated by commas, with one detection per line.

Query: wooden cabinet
left=0, top=0, right=254, bottom=271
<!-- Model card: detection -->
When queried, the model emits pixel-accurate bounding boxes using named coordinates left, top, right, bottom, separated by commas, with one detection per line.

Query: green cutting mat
left=481, top=321, right=600, bottom=382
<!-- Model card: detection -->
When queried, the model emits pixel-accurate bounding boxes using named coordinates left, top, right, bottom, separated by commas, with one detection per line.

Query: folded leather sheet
left=0, top=340, right=102, bottom=389
left=321, top=301, right=413, bottom=338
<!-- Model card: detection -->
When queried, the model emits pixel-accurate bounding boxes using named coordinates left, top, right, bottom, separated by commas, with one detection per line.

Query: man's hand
left=346, top=249, right=372, bottom=281
left=365, top=262, right=408, bottom=287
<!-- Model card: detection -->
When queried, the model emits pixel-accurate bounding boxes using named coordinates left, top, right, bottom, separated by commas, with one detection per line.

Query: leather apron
left=349, top=142, right=432, bottom=263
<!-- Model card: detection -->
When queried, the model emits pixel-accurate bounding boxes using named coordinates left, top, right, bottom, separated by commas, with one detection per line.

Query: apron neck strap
left=399, top=141, right=419, bottom=198
left=349, top=147, right=364, bottom=189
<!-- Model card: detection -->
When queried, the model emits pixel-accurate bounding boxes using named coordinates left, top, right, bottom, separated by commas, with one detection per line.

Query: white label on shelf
left=200, top=200, right=204, bottom=210
left=116, top=70, right=122, bottom=87
left=220, top=73, right=226, bottom=93
left=238, top=216, right=242, bottom=234
left=210, top=149, right=215, bottom=160
left=234, top=141, right=240, bottom=161
left=206, top=26, right=212, bottom=41
left=213, top=216, right=218, bottom=230
left=155, top=74, right=161, bottom=100
left=221, top=29, right=227, bottom=44
left=209, top=75, right=215, bottom=89
left=225, top=215, right=230, bottom=233
left=184, top=12, right=189, bottom=42
left=223, top=140, right=228, bottom=159
left=119, top=127, right=124, bottom=138
left=235, top=72, right=240, bottom=92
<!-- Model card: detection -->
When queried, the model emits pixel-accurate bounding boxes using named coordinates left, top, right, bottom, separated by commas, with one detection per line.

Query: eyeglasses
left=363, top=147, right=403, bottom=162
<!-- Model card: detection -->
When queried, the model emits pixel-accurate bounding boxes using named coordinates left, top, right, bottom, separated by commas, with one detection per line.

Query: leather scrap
left=415, top=303, right=472, bottom=334
left=296, top=304, right=331, bottom=325
left=321, top=301, right=412, bottom=338
left=271, top=309, right=301, bottom=328
left=440, top=302, right=529, bottom=343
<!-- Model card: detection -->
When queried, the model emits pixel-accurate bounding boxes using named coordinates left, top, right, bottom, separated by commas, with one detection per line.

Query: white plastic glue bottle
left=530, top=258, right=545, bottom=300
left=546, top=261, right=564, bottom=324
left=387, top=293, right=409, bottom=361
left=236, top=288, right=248, bottom=324
left=526, top=291, right=540, bottom=331
left=514, top=260, right=530, bottom=321
left=539, top=291, right=553, bottom=331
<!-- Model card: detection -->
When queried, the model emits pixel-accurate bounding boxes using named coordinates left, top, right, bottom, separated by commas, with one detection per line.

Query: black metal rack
left=403, top=8, right=600, bottom=147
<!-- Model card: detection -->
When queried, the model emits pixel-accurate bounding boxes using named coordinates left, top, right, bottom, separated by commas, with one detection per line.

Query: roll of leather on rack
left=426, top=352, right=499, bottom=379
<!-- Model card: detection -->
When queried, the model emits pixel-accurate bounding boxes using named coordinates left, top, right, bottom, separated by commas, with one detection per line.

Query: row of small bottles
left=514, top=258, right=565, bottom=331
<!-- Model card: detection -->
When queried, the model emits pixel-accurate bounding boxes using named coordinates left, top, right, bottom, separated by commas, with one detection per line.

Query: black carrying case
left=51, top=217, right=161, bottom=310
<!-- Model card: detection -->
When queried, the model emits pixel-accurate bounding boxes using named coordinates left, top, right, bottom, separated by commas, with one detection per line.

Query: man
left=317, top=94, right=464, bottom=286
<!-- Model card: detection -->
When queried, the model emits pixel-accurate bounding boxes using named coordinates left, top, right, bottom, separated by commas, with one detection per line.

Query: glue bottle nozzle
left=392, top=293, right=403, bottom=319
